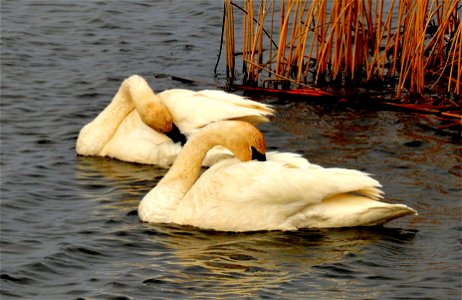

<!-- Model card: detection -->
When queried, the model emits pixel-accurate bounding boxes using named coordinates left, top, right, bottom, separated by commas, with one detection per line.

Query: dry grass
left=223, top=0, right=461, bottom=99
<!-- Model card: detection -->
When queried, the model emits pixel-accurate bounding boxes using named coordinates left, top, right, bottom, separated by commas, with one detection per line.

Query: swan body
left=138, top=121, right=417, bottom=232
left=76, top=75, right=273, bottom=167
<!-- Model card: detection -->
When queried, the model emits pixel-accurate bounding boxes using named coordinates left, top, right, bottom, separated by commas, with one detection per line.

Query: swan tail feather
left=287, top=195, right=417, bottom=229
left=229, top=115, right=270, bottom=125
left=358, top=204, right=418, bottom=226
left=195, top=90, right=274, bottom=114
left=193, top=90, right=274, bottom=125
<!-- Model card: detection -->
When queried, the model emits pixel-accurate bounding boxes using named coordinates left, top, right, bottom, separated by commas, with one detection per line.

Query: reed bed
left=222, top=0, right=461, bottom=100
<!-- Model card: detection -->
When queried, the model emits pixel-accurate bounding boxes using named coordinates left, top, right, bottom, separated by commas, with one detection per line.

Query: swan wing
left=174, top=154, right=383, bottom=231
left=158, top=89, right=274, bottom=134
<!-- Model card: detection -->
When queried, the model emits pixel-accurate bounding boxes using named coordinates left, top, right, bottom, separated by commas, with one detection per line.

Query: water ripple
left=1, top=0, right=460, bottom=299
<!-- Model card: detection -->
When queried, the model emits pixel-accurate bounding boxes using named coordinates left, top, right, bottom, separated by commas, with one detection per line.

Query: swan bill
left=251, top=146, right=266, bottom=161
left=165, top=123, right=187, bottom=146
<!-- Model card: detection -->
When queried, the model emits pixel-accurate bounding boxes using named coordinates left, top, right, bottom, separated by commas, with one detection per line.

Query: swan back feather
left=158, top=89, right=274, bottom=135
left=174, top=158, right=388, bottom=231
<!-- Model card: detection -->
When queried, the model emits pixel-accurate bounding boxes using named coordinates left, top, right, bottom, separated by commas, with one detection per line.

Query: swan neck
left=158, top=131, right=216, bottom=193
left=92, top=76, right=162, bottom=129
left=76, top=80, right=136, bottom=155
left=125, top=76, right=162, bottom=113
left=95, top=81, right=135, bottom=121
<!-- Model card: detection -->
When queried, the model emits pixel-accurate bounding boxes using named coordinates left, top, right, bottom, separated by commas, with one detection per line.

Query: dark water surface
left=1, top=1, right=461, bottom=299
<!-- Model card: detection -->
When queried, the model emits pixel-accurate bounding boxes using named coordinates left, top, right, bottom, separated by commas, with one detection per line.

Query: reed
left=223, top=0, right=461, bottom=99
left=224, top=0, right=235, bottom=79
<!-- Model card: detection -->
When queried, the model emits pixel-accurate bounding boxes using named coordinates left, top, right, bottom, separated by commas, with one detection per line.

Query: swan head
left=140, top=102, right=174, bottom=133
left=140, top=101, right=187, bottom=145
left=211, top=121, right=267, bottom=162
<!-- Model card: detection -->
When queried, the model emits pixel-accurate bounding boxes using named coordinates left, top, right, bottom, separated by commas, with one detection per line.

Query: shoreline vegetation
left=216, top=0, right=461, bottom=133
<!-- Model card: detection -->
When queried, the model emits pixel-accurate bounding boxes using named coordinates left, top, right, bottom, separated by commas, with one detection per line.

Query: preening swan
left=76, top=75, right=273, bottom=167
left=138, top=121, right=417, bottom=232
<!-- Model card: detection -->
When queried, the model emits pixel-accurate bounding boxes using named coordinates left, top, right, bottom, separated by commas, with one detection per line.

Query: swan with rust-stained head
left=76, top=75, right=273, bottom=167
left=138, top=120, right=417, bottom=232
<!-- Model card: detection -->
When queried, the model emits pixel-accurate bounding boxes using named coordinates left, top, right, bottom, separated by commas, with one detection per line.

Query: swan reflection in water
left=141, top=223, right=416, bottom=298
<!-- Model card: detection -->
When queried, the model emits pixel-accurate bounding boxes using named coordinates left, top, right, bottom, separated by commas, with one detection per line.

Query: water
left=1, top=1, right=461, bottom=299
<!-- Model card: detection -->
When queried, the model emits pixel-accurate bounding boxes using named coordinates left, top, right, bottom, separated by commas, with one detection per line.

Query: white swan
left=76, top=75, right=273, bottom=167
left=138, top=121, right=417, bottom=232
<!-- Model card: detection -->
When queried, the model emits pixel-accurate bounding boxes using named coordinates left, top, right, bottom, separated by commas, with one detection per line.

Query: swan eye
left=251, top=146, right=266, bottom=161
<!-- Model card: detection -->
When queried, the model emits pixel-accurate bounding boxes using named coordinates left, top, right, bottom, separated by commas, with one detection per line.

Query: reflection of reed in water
left=142, top=223, right=415, bottom=297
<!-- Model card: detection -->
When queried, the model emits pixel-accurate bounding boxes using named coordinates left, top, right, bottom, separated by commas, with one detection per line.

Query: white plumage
left=76, top=75, right=273, bottom=167
left=138, top=121, right=417, bottom=232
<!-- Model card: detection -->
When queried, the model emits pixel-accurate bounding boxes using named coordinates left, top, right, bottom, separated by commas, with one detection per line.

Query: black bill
left=165, top=123, right=187, bottom=146
left=251, top=146, right=266, bottom=161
